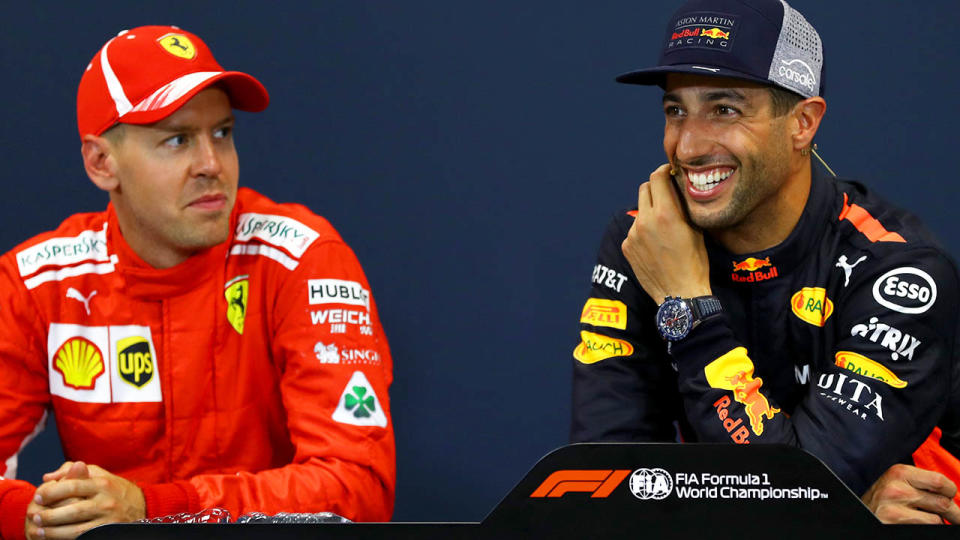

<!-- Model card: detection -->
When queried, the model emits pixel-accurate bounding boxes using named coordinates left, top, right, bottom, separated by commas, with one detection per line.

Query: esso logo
left=872, top=267, right=937, bottom=314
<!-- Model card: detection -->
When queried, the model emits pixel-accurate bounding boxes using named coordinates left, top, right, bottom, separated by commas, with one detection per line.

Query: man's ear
left=81, top=134, right=120, bottom=192
left=791, top=96, right=826, bottom=152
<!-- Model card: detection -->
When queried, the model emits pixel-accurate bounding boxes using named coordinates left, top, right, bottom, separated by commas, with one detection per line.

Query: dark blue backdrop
left=2, top=1, right=958, bottom=522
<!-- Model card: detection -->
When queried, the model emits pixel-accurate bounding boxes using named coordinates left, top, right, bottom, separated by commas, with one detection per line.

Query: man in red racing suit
left=0, top=25, right=394, bottom=540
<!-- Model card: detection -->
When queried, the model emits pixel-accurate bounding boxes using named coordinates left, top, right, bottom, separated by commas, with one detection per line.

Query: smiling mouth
left=685, top=167, right=735, bottom=192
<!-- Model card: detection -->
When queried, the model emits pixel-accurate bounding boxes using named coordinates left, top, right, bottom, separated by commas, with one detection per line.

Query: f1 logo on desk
left=529, top=470, right=630, bottom=498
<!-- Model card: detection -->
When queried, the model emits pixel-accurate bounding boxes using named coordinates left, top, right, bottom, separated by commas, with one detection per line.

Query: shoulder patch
left=234, top=213, right=319, bottom=258
left=17, top=223, right=110, bottom=278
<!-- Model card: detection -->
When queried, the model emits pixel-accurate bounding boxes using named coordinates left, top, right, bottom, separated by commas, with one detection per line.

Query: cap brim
left=118, top=71, right=269, bottom=127
left=615, top=65, right=774, bottom=88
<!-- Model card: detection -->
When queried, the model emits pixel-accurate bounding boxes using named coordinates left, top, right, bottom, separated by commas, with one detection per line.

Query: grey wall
left=2, top=0, right=957, bottom=522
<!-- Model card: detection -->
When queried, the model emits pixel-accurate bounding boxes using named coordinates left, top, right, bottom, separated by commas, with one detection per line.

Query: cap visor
left=615, top=65, right=773, bottom=87
left=118, top=71, right=269, bottom=126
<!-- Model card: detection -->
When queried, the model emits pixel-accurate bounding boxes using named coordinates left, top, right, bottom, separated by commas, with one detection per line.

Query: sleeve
left=571, top=213, right=683, bottom=443
left=670, top=248, right=958, bottom=495
left=0, top=256, right=51, bottom=540
left=142, top=239, right=395, bottom=522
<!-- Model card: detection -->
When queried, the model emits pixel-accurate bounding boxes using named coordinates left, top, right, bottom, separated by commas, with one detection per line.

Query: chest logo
left=53, top=337, right=105, bottom=390
left=225, top=276, right=249, bottom=335
left=835, top=255, right=867, bottom=287
left=791, top=287, right=834, bottom=327
left=66, top=288, right=97, bottom=316
left=730, top=256, right=778, bottom=283
left=117, top=337, right=154, bottom=388
left=834, top=351, right=908, bottom=389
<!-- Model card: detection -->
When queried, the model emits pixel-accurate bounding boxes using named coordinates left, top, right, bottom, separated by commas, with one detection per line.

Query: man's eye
left=164, top=134, right=187, bottom=147
left=716, top=105, right=739, bottom=116
left=214, top=126, right=232, bottom=139
left=664, top=105, right=684, bottom=117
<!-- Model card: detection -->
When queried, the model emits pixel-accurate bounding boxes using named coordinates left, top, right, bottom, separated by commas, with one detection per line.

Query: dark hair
left=767, top=86, right=804, bottom=117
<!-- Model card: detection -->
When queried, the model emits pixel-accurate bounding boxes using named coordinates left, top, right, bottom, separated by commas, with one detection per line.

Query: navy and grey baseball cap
left=616, top=0, right=824, bottom=98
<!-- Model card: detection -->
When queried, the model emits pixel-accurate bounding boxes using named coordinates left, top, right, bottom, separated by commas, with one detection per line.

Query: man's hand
left=621, top=163, right=711, bottom=303
left=26, top=461, right=146, bottom=539
left=862, top=463, right=960, bottom=524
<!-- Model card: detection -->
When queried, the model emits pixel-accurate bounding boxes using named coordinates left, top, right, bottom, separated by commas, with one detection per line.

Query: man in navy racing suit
left=570, top=0, right=960, bottom=524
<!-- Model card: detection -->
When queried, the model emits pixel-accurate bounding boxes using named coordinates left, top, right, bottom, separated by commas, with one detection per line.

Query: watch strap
left=690, top=296, right=723, bottom=321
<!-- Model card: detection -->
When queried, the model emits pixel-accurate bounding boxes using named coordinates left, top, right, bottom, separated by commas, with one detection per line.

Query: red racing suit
left=0, top=187, right=395, bottom=539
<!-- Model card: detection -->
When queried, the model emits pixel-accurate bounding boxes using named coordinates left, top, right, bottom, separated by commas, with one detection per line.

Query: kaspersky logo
left=705, top=347, right=780, bottom=439
left=731, top=256, right=778, bottom=283
left=530, top=470, right=631, bottom=498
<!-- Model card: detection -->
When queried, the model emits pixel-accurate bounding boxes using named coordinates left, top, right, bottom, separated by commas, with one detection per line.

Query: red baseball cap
left=77, top=25, right=269, bottom=139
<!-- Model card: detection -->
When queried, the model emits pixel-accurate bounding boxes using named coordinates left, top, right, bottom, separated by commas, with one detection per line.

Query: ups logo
left=117, top=336, right=153, bottom=388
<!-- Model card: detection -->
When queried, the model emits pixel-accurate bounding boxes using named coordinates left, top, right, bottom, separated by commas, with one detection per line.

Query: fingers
left=648, top=163, right=681, bottom=210
left=28, top=518, right=107, bottom=540
left=35, top=479, right=99, bottom=506
left=900, top=466, right=958, bottom=499
left=875, top=503, right=949, bottom=525
left=41, top=462, right=75, bottom=483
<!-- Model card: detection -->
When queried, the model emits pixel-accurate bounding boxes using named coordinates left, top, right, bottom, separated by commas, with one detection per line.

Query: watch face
left=656, top=299, right=692, bottom=341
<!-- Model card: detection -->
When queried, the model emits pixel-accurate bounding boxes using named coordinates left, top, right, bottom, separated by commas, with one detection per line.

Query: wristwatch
left=655, top=296, right=723, bottom=341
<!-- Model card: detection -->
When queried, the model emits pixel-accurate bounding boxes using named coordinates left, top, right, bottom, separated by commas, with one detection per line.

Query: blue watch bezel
left=656, top=296, right=693, bottom=342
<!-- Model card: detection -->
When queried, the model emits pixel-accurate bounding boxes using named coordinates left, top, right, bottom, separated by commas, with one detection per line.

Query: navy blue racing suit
left=571, top=168, right=960, bottom=496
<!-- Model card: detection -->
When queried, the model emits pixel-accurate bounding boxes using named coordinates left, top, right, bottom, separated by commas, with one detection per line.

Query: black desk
left=80, top=443, right=956, bottom=539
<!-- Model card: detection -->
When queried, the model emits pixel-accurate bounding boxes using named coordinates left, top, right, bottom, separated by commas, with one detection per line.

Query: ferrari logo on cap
left=157, top=33, right=196, bottom=59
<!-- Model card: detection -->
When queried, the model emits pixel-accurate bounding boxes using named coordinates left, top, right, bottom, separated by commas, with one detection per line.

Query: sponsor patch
left=224, top=275, right=249, bottom=335
left=332, top=371, right=388, bottom=427
left=835, top=255, right=867, bottom=287
left=665, top=12, right=738, bottom=54
left=872, top=267, right=937, bottom=314
left=730, top=256, right=778, bottom=283
left=53, top=337, right=105, bottom=391
left=704, top=347, right=780, bottom=438
left=48, top=324, right=161, bottom=404
left=314, top=341, right=381, bottom=366
left=116, top=336, right=153, bottom=388
left=580, top=298, right=627, bottom=330
left=573, top=331, right=634, bottom=364
left=790, top=287, right=833, bottom=327
left=17, top=225, right=109, bottom=277
left=834, top=351, right=907, bottom=389
left=234, top=213, right=319, bottom=258
left=65, top=288, right=97, bottom=316
left=308, top=279, right=370, bottom=309
left=850, top=317, right=920, bottom=361
left=591, top=264, right=629, bottom=293
left=816, top=372, right=884, bottom=421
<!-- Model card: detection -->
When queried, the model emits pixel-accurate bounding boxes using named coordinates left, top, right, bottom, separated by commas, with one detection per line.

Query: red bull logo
left=705, top=347, right=781, bottom=439
left=731, top=257, right=771, bottom=272
left=671, top=27, right=701, bottom=40
left=731, top=256, right=778, bottom=283
left=701, top=27, right=730, bottom=39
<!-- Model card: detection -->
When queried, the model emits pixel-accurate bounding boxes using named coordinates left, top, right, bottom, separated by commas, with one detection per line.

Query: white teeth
left=687, top=168, right=733, bottom=191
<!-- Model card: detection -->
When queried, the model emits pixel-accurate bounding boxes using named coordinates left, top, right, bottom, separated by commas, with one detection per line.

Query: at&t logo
left=629, top=468, right=673, bottom=500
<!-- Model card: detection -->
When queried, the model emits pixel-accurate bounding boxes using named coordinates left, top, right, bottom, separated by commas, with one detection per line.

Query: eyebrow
left=154, top=114, right=235, bottom=133
left=662, top=89, right=748, bottom=104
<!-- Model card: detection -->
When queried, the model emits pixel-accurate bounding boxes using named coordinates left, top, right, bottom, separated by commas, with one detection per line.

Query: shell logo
left=53, top=337, right=105, bottom=390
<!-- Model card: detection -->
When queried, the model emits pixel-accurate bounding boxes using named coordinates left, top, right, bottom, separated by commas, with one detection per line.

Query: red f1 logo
left=530, top=469, right=630, bottom=498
